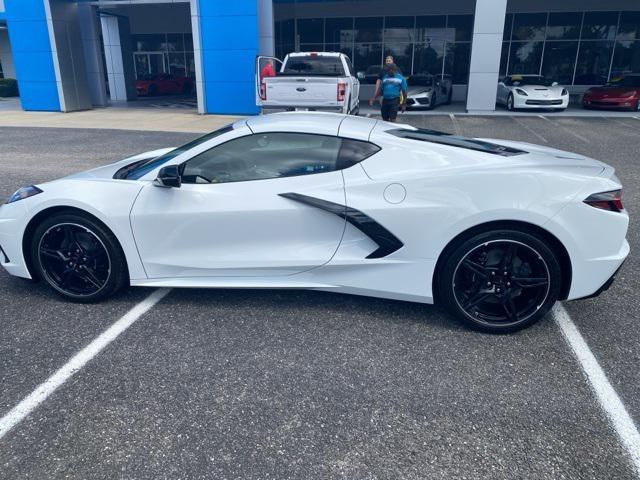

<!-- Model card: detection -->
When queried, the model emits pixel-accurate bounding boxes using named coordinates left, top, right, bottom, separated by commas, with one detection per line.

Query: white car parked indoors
left=497, top=75, right=570, bottom=111
left=0, top=113, right=628, bottom=333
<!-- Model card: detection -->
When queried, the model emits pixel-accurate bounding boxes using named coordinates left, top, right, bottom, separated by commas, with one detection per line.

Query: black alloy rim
left=38, top=223, right=111, bottom=297
left=452, top=240, right=551, bottom=327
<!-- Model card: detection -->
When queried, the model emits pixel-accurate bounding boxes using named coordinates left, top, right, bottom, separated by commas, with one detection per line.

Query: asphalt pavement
left=0, top=118, right=638, bottom=479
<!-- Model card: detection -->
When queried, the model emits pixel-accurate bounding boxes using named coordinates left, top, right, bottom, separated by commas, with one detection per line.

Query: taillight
left=584, top=189, right=624, bottom=212
left=259, top=82, right=267, bottom=100
left=337, top=82, right=346, bottom=101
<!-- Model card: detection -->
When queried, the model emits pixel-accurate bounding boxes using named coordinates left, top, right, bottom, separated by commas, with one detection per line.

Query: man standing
left=369, top=63, right=407, bottom=122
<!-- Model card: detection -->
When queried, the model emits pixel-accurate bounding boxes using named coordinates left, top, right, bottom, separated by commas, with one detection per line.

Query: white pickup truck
left=256, top=52, right=360, bottom=115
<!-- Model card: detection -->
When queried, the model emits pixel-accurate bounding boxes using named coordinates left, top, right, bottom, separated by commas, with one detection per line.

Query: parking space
left=0, top=119, right=638, bottom=479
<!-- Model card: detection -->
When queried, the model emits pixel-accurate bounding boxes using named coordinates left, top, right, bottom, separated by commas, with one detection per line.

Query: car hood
left=408, top=86, right=432, bottom=95
left=511, top=85, right=564, bottom=98
left=476, top=137, right=608, bottom=171
left=585, top=86, right=639, bottom=97
left=62, top=148, right=175, bottom=181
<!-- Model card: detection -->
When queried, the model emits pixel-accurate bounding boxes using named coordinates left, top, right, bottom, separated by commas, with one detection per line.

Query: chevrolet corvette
left=497, top=75, right=569, bottom=111
left=0, top=113, right=629, bottom=332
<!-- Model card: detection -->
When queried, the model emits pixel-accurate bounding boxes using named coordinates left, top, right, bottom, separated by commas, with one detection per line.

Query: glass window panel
left=415, top=16, right=447, bottom=43
left=581, top=11, right=618, bottom=40
left=446, top=15, right=473, bottom=42
left=503, top=14, right=513, bottom=41
left=168, top=53, right=187, bottom=77
left=574, top=40, right=614, bottom=84
left=325, top=43, right=354, bottom=60
left=184, top=33, right=193, bottom=52
left=546, top=12, right=582, bottom=40
left=186, top=52, right=195, bottom=79
left=611, top=40, right=640, bottom=77
left=275, top=19, right=295, bottom=46
left=182, top=133, right=342, bottom=185
left=414, top=40, right=445, bottom=76
left=618, top=12, right=640, bottom=41
left=353, top=43, right=383, bottom=71
left=355, top=17, right=383, bottom=42
left=500, top=42, right=509, bottom=75
left=298, top=18, right=324, bottom=44
left=541, top=41, right=579, bottom=84
left=444, top=42, right=471, bottom=84
left=325, top=18, right=353, bottom=44
left=164, top=33, right=184, bottom=53
left=277, top=44, right=296, bottom=60
left=132, top=34, right=165, bottom=52
left=508, top=41, right=544, bottom=74
left=298, top=44, right=324, bottom=53
left=383, top=43, right=413, bottom=75
left=512, top=13, right=547, bottom=41
left=384, top=16, right=414, bottom=42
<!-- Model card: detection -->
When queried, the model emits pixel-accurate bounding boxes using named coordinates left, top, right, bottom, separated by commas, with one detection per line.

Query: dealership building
left=0, top=0, right=639, bottom=114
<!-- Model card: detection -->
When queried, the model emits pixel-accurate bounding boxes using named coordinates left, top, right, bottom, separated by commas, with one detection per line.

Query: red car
left=582, top=74, right=640, bottom=111
left=135, top=74, right=194, bottom=96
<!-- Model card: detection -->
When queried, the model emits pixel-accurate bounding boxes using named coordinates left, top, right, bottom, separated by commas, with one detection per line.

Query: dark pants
left=381, top=97, right=400, bottom=122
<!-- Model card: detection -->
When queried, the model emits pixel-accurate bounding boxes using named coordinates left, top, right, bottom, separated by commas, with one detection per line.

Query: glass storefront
left=131, top=33, right=195, bottom=79
left=275, top=15, right=473, bottom=84
left=502, top=10, right=640, bottom=85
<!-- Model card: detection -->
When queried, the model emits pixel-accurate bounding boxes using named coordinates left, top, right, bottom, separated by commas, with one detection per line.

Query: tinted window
left=117, top=125, right=235, bottom=180
left=181, top=133, right=376, bottom=185
left=581, top=12, right=619, bottom=40
left=355, top=17, right=383, bottom=42
left=282, top=56, right=345, bottom=76
left=546, top=12, right=582, bottom=40
left=388, top=128, right=526, bottom=157
left=609, top=76, right=640, bottom=87
left=506, top=75, right=553, bottom=86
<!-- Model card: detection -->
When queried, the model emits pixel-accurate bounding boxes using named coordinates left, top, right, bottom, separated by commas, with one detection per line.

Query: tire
left=436, top=229, right=562, bottom=333
left=446, top=89, right=453, bottom=105
left=635, top=100, right=640, bottom=112
left=30, top=212, right=128, bottom=302
left=148, top=84, right=158, bottom=96
left=507, top=93, right=515, bottom=111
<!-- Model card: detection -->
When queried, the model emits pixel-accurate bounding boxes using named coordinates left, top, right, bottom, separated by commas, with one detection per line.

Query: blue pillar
left=4, top=0, right=61, bottom=111
left=196, top=0, right=260, bottom=115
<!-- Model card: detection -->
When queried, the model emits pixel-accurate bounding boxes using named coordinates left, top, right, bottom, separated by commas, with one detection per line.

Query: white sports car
left=497, top=75, right=570, bottom=111
left=0, top=113, right=628, bottom=332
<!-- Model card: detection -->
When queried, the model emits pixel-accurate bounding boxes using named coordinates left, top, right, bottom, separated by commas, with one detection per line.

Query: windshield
left=115, top=124, right=235, bottom=180
left=507, top=76, right=553, bottom=87
left=607, top=76, right=640, bottom=87
left=408, top=75, right=435, bottom=87
left=388, top=128, right=526, bottom=157
left=282, top=56, right=345, bottom=76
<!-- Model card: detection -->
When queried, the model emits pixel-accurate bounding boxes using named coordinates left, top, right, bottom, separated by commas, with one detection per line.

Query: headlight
left=515, top=88, right=528, bottom=96
left=6, top=185, right=43, bottom=204
left=561, top=89, right=569, bottom=96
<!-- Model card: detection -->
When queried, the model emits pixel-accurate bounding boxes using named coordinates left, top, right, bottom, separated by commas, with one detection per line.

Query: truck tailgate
left=264, top=77, right=340, bottom=106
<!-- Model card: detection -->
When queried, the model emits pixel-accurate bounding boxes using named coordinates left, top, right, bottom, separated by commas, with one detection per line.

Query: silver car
left=405, top=74, right=453, bottom=110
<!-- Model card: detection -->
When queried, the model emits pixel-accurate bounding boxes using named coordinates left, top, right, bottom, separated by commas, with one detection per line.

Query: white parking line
left=0, top=288, right=171, bottom=441
left=538, top=116, right=591, bottom=143
left=512, top=117, right=548, bottom=143
left=553, top=303, right=640, bottom=477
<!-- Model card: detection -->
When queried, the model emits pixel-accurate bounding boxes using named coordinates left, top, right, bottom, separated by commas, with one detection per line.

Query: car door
left=343, top=56, right=359, bottom=110
left=130, top=131, right=348, bottom=278
left=255, top=55, right=283, bottom=106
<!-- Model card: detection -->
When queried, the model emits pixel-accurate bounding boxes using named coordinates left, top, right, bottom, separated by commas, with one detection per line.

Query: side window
left=337, top=138, right=380, bottom=169
left=344, top=57, right=355, bottom=77
left=181, top=133, right=342, bottom=184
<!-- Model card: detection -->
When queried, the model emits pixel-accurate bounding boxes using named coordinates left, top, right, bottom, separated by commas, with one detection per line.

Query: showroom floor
left=0, top=117, right=638, bottom=479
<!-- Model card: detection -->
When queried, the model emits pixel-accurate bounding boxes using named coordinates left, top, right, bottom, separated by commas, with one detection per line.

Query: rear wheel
left=437, top=229, right=562, bottom=333
left=446, top=89, right=453, bottom=105
left=30, top=213, right=128, bottom=302
left=428, top=92, right=437, bottom=110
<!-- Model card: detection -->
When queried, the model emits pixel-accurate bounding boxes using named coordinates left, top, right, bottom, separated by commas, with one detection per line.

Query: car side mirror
left=155, top=164, right=182, bottom=188
left=552, top=82, right=559, bottom=87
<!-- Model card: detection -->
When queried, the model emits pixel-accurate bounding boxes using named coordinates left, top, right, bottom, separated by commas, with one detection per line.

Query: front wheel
left=30, top=213, right=128, bottom=302
left=507, top=93, right=515, bottom=111
left=437, top=229, right=562, bottom=333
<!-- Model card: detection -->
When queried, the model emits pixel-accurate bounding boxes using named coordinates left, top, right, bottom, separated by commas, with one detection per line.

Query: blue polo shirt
left=381, top=73, right=408, bottom=99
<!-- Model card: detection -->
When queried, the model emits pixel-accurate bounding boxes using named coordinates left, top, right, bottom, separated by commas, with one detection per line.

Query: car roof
left=244, top=112, right=377, bottom=141
left=287, top=52, right=342, bottom=57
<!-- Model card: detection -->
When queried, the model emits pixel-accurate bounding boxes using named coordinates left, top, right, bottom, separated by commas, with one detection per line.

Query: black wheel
left=635, top=99, right=640, bottom=112
left=437, top=229, right=562, bottom=333
left=30, top=213, right=128, bottom=302
left=446, top=89, right=453, bottom=105
left=148, top=84, right=158, bottom=96
left=507, top=93, right=515, bottom=111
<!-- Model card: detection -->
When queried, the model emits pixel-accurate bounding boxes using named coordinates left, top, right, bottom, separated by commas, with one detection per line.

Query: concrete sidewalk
left=0, top=101, right=241, bottom=133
